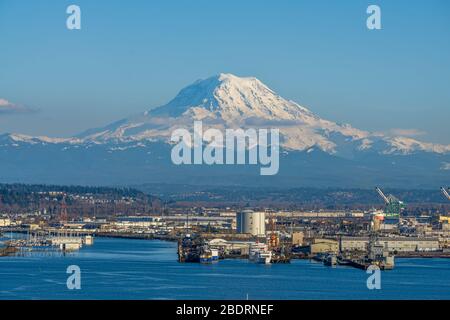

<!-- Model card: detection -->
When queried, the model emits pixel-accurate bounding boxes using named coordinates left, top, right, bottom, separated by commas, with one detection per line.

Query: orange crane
left=268, top=212, right=278, bottom=248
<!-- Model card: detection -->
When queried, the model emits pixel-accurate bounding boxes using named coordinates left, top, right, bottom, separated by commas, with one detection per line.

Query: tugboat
left=211, top=249, right=219, bottom=261
left=200, top=247, right=213, bottom=264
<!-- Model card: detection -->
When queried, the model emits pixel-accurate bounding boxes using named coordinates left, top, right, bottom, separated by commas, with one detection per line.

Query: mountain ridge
left=3, top=73, right=449, bottom=156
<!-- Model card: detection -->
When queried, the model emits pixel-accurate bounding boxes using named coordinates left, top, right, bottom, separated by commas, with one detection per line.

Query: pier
left=0, top=230, right=95, bottom=255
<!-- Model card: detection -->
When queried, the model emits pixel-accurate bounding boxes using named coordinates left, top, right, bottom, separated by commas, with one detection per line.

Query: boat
left=249, top=243, right=272, bottom=264
left=200, top=247, right=213, bottom=264
left=178, top=234, right=217, bottom=264
left=211, top=249, right=219, bottom=261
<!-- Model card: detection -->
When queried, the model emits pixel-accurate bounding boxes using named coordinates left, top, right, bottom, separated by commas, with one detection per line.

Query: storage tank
left=236, top=210, right=266, bottom=236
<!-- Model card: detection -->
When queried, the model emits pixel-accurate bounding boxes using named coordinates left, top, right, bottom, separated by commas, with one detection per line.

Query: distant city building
left=340, top=236, right=440, bottom=253
left=440, top=216, right=450, bottom=224
left=236, top=210, right=265, bottom=236
left=310, top=239, right=339, bottom=254
left=292, top=232, right=304, bottom=246
left=0, top=218, right=11, bottom=227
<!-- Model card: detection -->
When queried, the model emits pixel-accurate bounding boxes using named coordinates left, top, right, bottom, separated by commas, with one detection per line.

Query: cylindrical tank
left=236, top=210, right=265, bottom=236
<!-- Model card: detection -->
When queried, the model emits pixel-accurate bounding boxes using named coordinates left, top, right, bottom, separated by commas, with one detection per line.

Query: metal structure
left=441, top=187, right=450, bottom=201
left=268, top=212, right=278, bottom=248
left=375, top=187, right=405, bottom=221
left=236, top=210, right=266, bottom=236
left=375, top=187, right=389, bottom=203
left=60, top=194, right=68, bottom=224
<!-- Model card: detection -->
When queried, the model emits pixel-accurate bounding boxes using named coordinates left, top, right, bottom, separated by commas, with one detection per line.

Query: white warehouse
left=236, top=210, right=266, bottom=236
left=340, top=236, right=440, bottom=253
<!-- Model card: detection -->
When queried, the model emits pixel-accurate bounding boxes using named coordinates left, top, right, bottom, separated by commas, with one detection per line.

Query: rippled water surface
left=1, top=236, right=449, bottom=299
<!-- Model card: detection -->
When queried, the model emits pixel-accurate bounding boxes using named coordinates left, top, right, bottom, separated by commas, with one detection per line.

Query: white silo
left=236, top=210, right=266, bottom=236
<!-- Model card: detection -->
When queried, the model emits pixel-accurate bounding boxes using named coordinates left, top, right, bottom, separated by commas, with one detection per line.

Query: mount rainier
left=1, top=73, right=448, bottom=188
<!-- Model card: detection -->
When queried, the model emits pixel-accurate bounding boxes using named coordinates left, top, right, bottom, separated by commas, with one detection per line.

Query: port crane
left=441, top=187, right=450, bottom=201
left=375, top=187, right=390, bottom=204
left=439, top=188, right=450, bottom=225
left=375, top=187, right=405, bottom=220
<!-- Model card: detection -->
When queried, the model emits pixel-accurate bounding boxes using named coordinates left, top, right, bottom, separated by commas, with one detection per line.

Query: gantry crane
left=375, top=187, right=390, bottom=204
left=375, top=187, right=405, bottom=220
left=441, top=187, right=450, bottom=201
left=439, top=187, right=450, bottom=225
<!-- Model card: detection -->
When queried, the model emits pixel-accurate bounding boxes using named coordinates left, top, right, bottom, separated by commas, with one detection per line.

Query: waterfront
left=1, top=236, right=449, bottom=300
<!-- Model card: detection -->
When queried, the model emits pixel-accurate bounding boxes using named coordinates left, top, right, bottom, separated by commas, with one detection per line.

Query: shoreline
left=3, top=230, right=450, bottom=260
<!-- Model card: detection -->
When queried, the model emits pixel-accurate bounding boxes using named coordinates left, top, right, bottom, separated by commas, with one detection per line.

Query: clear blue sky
left=0, top=0, right=449, bottom=143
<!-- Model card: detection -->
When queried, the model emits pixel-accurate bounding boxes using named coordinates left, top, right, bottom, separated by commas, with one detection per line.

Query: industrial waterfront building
left=310, top=239, right=339, bottom=254
left=340, top=236, right=440, bottom=253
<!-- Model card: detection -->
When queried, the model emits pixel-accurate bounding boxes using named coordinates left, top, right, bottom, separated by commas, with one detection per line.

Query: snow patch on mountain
left=382, top=137, right=450, bottom=154
left=7, top=133, right=81, bottom=145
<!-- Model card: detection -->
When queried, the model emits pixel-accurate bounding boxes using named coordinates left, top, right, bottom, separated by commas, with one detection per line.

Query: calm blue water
left=1, top=236, right=449, bottom=300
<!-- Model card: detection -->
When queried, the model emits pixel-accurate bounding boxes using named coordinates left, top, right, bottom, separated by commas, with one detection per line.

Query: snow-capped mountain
left=0, top=73, right=449, bottom=187
left=78, top=73, right=449, bottom=155
left=9, top=73, right=449, bottom=155
left=78, top=73, right=369, bottom=154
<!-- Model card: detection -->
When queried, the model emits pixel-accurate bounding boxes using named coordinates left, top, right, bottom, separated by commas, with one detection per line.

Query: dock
left=0, top=231, right=95, bottom=256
